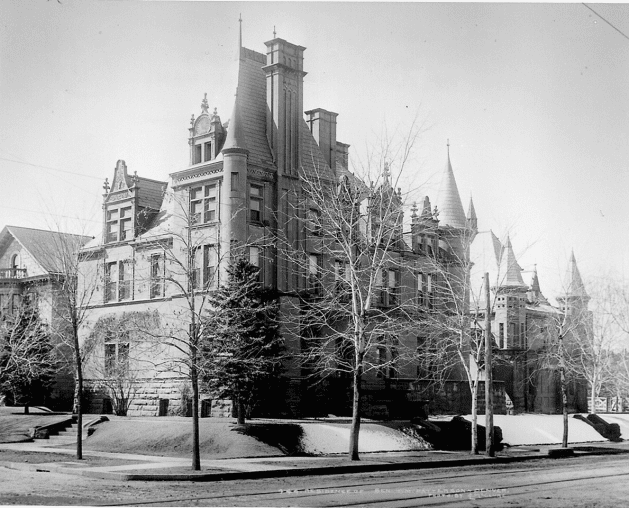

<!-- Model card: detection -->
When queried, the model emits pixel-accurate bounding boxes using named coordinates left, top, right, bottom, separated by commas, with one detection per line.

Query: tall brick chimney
left=263, top=38, right=307, bottom=176
left=305, top=108, right=338, bottom=171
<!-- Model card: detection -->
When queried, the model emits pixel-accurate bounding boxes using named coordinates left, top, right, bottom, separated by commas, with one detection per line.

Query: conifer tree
left=0, top=300, right=55, bottom=414
left=201, top=257, right=283, bottom=424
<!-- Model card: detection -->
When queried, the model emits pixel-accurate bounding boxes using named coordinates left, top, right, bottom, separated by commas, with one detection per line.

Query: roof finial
left=201, top=93, right=209, bottom=114
left=273, top=26, right=277, bottom=38
left=103, top=178, right=110, bottom=194
left=447, top=138, right=450, bottom=157
left=238, top=14, right=242, bottom=49
left=383, top=161, right=390, bottom=183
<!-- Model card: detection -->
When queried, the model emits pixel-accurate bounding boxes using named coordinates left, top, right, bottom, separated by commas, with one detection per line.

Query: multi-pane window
left=192, top=247, right=202, bottom=290
left=119, top=207, right=132, bottom=241
left=105, top=261, right=131, bottom=302
left=203, top=244, right=218, bottom=289
left=308, top=254, right=321, bottom=295
left=105, top=336, right=129, bottom=377
left=376, top=346, right=386, bottom=378
left=388, top=270, right=400, bottom=306
left=106, top=207, right=133, bottom=243
left=231, top=172, right=239, bottom=191
left=417, top=273, right=435, bottom=309
left=118, top=261, right=132, bottom=301
left=307, top=208, right=321, bottom=236
left=334, top=260, right=350, bottom=301
left=204, top=185, right=217, bottom=222
left=194, top=144, right=202, bottom=164
left=249, top=184, right=263, bottom=222
left=192, top=245, right=218, bottom=291
left=105, top=262, right=118, bottom=303
left=150, top=254, right=164, bottom=299
left=499, top=323, right=505, bottom=348
left=388, top=347, right=399, bottom=378
left=204, top=142, right=212, bottom=162
left=106, top=209, right=119, bottom=243
left=190, top=184, right=218, bottom=225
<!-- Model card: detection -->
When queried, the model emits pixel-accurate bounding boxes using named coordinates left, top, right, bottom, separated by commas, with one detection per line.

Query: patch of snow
left=462, top=414, right=608, bottom=446
left=298, top=423, right=427, bottom=455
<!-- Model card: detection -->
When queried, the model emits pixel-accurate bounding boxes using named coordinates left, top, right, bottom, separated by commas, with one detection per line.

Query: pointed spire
left=435, top=141, right=466, bottom=229
left=527, top=264, right=549, bottom=305
left=467, top=195, right=478, bottom=229
left=498, top=236, right=526, bottom=288
left=530, top=265, right=541, bottom=293
left=238, top=14, right=242, bottom=49
left=222, top=90, right=248, bottom=153
left=563, top=250, right=589, bottom=300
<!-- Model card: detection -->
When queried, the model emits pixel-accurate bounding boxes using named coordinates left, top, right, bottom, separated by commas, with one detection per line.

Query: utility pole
left=484, top=272, right=495, bottom=457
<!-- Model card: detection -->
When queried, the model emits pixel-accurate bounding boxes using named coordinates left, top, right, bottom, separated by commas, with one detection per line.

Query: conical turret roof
left=467, top=196, right=477, bottom=222
left=436, top=147, right=466, bottom=229
left=222, top=89, right=248, bottom=153
left=562, top=250, right=589, bottom=299
left=497, top=236, right=526, bottom=288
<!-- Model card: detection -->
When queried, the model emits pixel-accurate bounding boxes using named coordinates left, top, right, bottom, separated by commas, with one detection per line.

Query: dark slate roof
left=2, top=226, right=92, bottom=274
left=235, top=47, right=275, bottom=169
left=136, top=177, right=166, bottom=211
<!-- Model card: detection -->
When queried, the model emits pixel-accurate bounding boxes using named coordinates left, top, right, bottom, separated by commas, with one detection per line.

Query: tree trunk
left=560, top=366, right=568, bottom=448
left=191, top=362, right=201, bottom=471
left=484, top=272, right=494, bottom=457
left=237, top=398, right=245, bottom=425
left=558, top=334, right=568, bottom=448
left=590, top=380, right=597, bottom=415
left=24, top=405, right=29, bottom=415
left=471, top=383, right=478, bottom=455
left=349, top=360, right=363, bottom=461
left=73, top=327, right=83, bottom=460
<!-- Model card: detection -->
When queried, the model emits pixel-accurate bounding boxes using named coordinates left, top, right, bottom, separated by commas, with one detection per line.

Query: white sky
left=1, top=1, right=628, bottom=302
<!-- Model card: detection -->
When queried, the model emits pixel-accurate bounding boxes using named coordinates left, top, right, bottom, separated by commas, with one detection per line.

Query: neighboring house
left=0, top=225, right=92, bottom=410
left=470, top=231, right=589, bottom=414
left=77, top=33, right=479, bottom=417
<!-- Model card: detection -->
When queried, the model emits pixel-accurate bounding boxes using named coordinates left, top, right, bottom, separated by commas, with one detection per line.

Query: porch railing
left=0, top=268, right=27, bottom=279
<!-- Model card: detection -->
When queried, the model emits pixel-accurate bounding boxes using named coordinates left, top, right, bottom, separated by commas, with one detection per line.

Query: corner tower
left=263, top=38, right=306, bottom=176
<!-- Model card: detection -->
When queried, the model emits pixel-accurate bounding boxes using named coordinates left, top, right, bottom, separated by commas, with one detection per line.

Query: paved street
left=2, top=454, right=629, bottom=507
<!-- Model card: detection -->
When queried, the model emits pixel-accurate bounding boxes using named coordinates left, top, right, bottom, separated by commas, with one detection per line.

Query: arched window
left=10, top=254, right=19, bottom=270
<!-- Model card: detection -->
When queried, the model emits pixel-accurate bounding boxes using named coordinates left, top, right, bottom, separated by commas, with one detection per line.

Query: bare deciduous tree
left=279, top=120, right=434, bottom=461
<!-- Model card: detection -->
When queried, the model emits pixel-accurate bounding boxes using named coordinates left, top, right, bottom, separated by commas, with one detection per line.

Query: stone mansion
left=66, top=33, right=588, bottom=417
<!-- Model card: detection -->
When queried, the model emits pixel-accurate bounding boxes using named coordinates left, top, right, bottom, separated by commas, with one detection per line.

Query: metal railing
left=0, top=268, right=27, bottom=279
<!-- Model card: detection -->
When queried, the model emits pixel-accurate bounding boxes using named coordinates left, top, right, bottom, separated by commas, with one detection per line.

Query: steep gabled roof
left=231, top=47, right=275, bottom=168
left=1, top=226, right=92, bottom=274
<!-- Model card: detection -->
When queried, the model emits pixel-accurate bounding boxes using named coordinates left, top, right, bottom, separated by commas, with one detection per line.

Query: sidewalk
left=2, top=439, right=628, bottom=482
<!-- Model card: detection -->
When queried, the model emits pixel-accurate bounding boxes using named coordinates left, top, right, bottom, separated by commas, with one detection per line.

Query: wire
left=0, top=156, right=103, bottom=180
left=583, top=3, right=629, bottom=42
left=0, top=204, right=101, bottom=224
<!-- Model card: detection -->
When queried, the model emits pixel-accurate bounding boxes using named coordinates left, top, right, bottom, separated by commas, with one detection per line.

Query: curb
left=3, top=446, right=625, bottom=483
left=0, top=454, right=546, bottom=482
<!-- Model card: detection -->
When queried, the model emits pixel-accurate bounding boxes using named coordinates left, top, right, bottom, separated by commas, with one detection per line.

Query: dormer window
left=119, top=207, right=132, bottom=241
left=106, top=206, right=133, bottom=243
left=106, top=209, right=119, bottom=243
left=204, top=141, right=212, bottom=162
left=194, top=145, right=202, bottom=164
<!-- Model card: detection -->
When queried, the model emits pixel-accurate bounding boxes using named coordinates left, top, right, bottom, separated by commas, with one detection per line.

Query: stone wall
left=84, top=378, right=233, bottom=417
